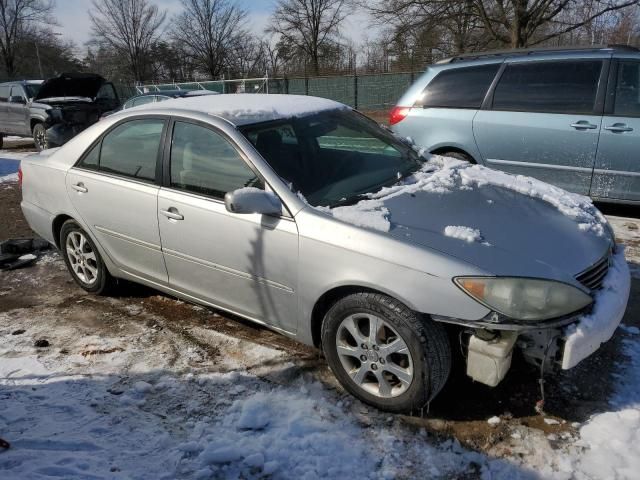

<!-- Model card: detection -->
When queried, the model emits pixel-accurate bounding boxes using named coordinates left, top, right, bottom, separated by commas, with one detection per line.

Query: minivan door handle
left=570, top=121, right=598, bottom=130
left=604, top=123, right=633, bottom=133
left=71, top=182, right=88, bottom=193
left=160, top=208, right=184, bottom=221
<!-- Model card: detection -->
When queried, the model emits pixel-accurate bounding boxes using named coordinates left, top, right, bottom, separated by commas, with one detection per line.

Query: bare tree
left=269, top=0, right=348, bottom=76
left=172, top=0, right=247, bottom=79
left=0, top=0, right=53, bottom=78
left=368, top=0, right=639, bottom=52
left=89, top=0, right=166, bottom=82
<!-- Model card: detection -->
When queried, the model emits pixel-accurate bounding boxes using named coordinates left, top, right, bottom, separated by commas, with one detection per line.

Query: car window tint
left=99, top=119, right=164, bottom=181
left=493, top=60, right=602, bottom=114
left=614, top=61, right=640, bottom=117
left=0, top=85, right=10, bottom=101
left=170, top=121, right=262, bottom=198
left=97, top=84, right=117, bottom=100
left=10, top=86, right=25, bottom=98
left=416, top=64, right=500, bottom=109
left=78, top=142, right=100, bottom=169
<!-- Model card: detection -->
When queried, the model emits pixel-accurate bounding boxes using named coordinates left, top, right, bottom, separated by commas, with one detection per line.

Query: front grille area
left=576, top=254, right=610, bottom=291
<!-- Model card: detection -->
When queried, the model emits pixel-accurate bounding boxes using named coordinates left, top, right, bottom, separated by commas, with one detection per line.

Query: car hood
left=35, top=73, right=106, bottom=101
left=384, top=185, right=612, bottom=283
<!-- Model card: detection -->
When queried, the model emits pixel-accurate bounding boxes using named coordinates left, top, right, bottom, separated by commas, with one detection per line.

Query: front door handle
left=160, top=208, right=184, bottom=221
left=604, top=123, right=633, bottom=133
left=570, top=121, right=598, bottom=130
left=71, top=182, right=88, bottom=193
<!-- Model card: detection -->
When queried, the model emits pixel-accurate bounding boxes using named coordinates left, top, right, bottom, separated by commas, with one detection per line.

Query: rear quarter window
left=416, top=64, right=500, bottom=109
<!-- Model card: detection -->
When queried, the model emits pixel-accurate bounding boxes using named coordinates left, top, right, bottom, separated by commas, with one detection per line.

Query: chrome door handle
left=604, top=124, right=633, bottom=133
left=71, top=183, right=88, bottom=193
left=570, top=122, right=598, bottom=130
left=160, top=208, right=184, bottom=220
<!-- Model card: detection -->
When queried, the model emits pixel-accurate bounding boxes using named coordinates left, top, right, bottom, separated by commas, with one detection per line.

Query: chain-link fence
left=133, top=71, right=421, bottom=112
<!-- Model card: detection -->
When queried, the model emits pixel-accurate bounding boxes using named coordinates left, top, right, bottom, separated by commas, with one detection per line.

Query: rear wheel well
left=52, top=214, right=73, bottom=249
left=430, top=147, right=476, bottom=163
left=311, top=286, right=402, bottom=348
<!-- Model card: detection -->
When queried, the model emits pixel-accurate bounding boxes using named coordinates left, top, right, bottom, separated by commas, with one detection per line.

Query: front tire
left=33, top=123, right=48, bottom=151
left=439, top=150, right=474, bottom=163
left=60, top=220, right=114, bottom=295
left=322, top=292, right=451, bottom=413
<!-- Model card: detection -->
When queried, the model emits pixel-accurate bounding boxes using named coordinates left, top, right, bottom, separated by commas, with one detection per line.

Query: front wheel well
left=310, top=286, right=407, bottom=348
left=52, top=214, right=73, bottom=249
left=430, top=146, right=476, bottom=163
left=30, top=118, right=43, bottom=132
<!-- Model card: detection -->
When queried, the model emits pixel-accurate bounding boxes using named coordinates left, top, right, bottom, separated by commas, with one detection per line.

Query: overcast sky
left=56, top=0, right=375, bottom=55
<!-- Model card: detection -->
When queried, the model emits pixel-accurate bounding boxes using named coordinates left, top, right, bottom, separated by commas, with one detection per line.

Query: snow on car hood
left=321, top=156, right=613, bottom=280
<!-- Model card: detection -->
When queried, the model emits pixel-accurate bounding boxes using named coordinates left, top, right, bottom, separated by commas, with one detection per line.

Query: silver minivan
left=391, top=45, right=640, bottom=204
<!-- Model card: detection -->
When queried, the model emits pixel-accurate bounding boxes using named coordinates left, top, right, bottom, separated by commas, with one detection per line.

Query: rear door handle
left=570, top=121, right=598, bottom=130
left=604, top=123, right=633, bottom=133
left=160, top=208, right=184, bottom=221
left=71, top=182, right=88, bottom=193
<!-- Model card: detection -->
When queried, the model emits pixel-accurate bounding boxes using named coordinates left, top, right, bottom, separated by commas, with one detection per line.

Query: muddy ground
left=2, top=175, right=639, bottom=456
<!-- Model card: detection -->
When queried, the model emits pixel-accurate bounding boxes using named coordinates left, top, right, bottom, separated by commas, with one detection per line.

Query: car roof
left=132, top=93, right=347, bottom=126
left=0, top=80, right=43, bottom=85
left=437, top=44, right=639, bottom=66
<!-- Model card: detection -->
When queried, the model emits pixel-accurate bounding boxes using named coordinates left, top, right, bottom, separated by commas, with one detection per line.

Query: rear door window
left=80, top=119, right=165, bottom=181
left=613, top=61, right=640, bottom=117
left=492, top=60, right=603, bottom=114
left=416, top=64, right=500, bottom=109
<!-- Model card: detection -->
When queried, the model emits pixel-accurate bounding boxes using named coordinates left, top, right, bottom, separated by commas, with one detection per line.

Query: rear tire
left=33, top=123, right=48, bottom=151
left=321, top=292, right=451, bottom=413
left=60, top=220, right=114, bottom=295
left=0, top=134, right=4, bottom=149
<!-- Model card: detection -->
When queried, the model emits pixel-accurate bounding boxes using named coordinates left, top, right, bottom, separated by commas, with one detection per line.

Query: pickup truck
left=0, top=73, right=119, bottom=151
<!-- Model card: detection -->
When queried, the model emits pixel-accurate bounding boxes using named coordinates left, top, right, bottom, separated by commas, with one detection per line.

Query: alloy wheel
left=65, top=231, right=98, bottom=285
left=335, top=313, right=414, bottom=398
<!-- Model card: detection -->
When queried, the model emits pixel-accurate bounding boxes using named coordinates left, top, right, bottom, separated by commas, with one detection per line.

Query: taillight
left=389, top=106, right=412, bottom=126
left=18, top=165, right=23, bottom=187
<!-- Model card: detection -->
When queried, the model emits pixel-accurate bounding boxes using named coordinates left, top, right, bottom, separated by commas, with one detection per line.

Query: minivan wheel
left=60, top=220, right=114, bottom=294
left=321, top=292, right=451, bottom=413
left=33, top=123, right=48, bottom=151
left=0, top=134, right=3, bottom=149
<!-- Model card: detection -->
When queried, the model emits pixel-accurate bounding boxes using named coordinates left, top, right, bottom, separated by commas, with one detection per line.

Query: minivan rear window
left=492, top=60, right=602, bottom=114
left=416, top=64, right=500, bottom=109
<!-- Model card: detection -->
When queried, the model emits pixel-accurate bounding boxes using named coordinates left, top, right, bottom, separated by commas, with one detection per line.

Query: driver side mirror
left=224, top=188, right=282, bottom=216
left=9, top=96, right=26, bottom=104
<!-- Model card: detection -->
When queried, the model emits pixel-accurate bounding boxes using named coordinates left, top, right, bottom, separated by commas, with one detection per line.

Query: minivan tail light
left=389, top=106, right=412, bottom=125
left=18, top=165, right=23, bottom=187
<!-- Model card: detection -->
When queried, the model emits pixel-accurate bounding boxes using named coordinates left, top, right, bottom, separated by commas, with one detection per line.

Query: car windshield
left=241, top=109, right=423, bottom=207
left=25, top=84, right=40, bottom=99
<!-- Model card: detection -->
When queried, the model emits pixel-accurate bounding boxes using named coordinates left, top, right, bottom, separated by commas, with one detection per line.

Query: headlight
left=454, top=277, right=593, bottom=321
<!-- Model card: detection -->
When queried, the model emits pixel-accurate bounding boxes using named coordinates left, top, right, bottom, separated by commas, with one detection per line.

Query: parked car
left=391, top=45, right=640, bottom=204
left=19, top=94, right=630, bottom=412
left=0, top=79, right=43, bottom=148
left=101, top=89, right=218, bottom=118
left=0, top=73, right=119, bottom=151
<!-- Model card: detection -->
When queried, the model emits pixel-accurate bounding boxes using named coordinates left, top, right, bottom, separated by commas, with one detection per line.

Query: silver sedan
left=20, top=94, right=630, bottom=412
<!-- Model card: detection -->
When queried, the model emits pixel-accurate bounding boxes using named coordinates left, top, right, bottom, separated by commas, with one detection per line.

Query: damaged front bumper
left=436, top=247, right=631, bottom=387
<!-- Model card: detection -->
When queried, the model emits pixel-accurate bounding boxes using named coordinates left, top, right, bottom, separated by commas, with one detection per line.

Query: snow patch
left=316, top=155, right=608, bottom=236
left=443, top=226, right=483, bottom=243
left=0, top=172, right=18, bottom=183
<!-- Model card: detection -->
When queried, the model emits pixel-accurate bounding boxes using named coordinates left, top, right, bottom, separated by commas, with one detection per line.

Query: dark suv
left=0, top=73, right=119, bottom=151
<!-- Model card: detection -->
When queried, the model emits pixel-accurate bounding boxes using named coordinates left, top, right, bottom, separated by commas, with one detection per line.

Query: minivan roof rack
left=437, top=44, right=640, bottom=64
